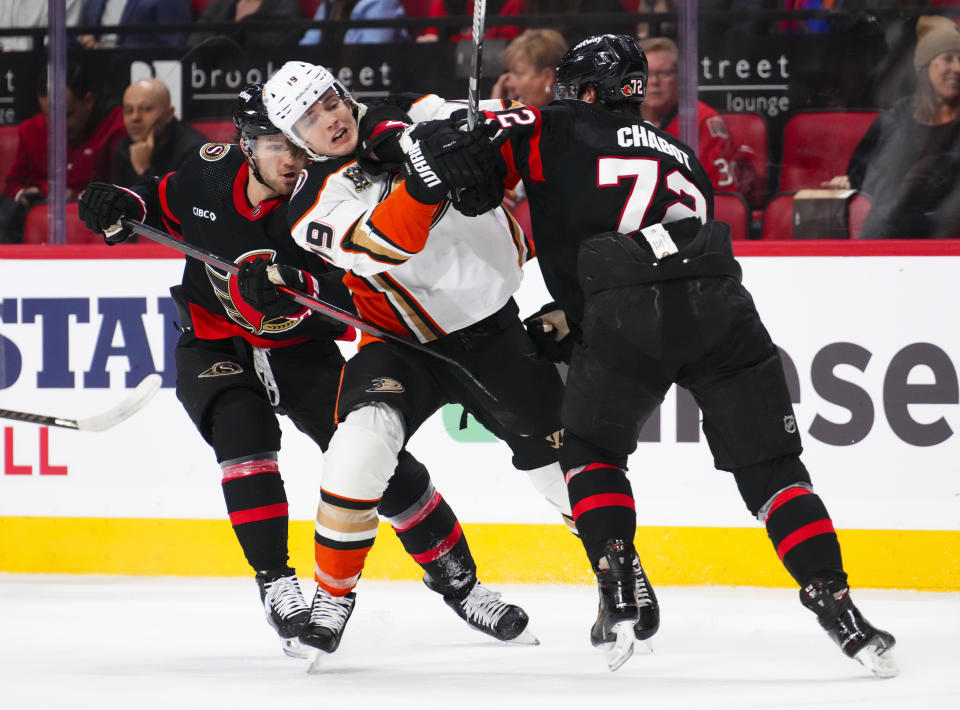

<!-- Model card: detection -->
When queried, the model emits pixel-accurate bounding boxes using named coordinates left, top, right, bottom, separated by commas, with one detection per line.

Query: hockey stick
left=0, top=373, right=162, bottom=432
left=466, top=0, right=487, bottom=130
left=116, top=218, right=506, bottom=408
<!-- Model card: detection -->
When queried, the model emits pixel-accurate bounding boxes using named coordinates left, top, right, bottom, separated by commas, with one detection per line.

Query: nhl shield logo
left=783, top=414, right=797, bottom=434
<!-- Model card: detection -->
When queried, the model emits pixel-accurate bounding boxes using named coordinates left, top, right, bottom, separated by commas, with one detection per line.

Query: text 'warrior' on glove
left=237, top=256, right=318, bottom=319
left=78, top=182, right=146, bottom=244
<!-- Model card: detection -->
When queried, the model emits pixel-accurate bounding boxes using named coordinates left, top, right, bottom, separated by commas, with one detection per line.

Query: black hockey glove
left=237, top=257, right=312, bottom=319
left=523, top=303, right=576, bottom=364
left=356, top=104, right=413, bottom=175
left=400, top=119, right=496, bottom=205
left=78, top=182, right=146, bottom=245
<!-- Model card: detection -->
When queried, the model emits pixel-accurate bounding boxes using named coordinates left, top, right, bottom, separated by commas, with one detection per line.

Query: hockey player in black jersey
left=431, top=33, right=897, bottom=675
left=76, top=84, right=532, bottom=659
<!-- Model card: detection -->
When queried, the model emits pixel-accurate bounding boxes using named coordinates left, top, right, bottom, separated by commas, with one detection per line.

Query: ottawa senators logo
left=198, top=362, right=243, bottom=378
left=620, top=78, right=644, bottom=98
left=200, top=143, right=230, bottom=161
left=365, top=377, right=405, bottom=393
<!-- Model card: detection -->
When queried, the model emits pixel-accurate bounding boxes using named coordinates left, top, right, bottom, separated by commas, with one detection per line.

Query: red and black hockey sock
left=565, top=462, right=636, bottom=566
left=763, top=486, right=846, bottom=586
left=379, top=451, right=476, bottom=591
left=220, top=453, right=290, bottom=572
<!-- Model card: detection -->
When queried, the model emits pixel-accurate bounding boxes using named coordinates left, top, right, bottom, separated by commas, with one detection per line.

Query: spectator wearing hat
left=824, top=15, right=960, bottom=238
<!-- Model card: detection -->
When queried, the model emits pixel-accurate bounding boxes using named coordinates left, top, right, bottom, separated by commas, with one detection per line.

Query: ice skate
left=800, top=578, right=898, bottom=678
left=424, top=574, right=538, bottom=645
left=632, top=552, right=660, bottom=647
left=590, top=539, right=639, bottom=671
left=255, top=567, right=311, bottom=659
left=300, top=586, right=356, bottom=664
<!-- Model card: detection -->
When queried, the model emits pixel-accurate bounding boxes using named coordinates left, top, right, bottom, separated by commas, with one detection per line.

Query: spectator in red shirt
left=4, top=63, right=125, bottom=206
left=415, top=0, right=524, bottom=43
left=638, top=36, right=758, bottom=199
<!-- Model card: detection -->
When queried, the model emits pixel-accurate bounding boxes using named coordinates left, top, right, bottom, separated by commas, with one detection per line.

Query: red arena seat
left=299, top=0, right=323, bottom=17
left=189, top=0, right=216, bottom=17
left=22, top=202, right=100, bottom=245
left=778, top=111, right=879, bottom=193
left=714, top=191, right=750, bottom=240
left=760, top=193, right=795, bottom=240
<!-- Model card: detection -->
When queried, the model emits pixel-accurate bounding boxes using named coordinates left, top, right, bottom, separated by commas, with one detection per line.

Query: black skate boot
left=800, top=578, right=898, bottom=678
left=632, top=552, right=660, bottom=642
left=255, top=567, right=312, bottom=659
left=300, top=586, right=357, bottom=656
left=423, top=574, right=537, bottom=644
left=590, top=539, right=639, bottom=671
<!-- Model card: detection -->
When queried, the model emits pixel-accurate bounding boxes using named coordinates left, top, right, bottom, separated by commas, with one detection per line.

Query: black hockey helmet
left=233, top=83, right=279, bottom=141
left=555, top=34, right=648, bottom=105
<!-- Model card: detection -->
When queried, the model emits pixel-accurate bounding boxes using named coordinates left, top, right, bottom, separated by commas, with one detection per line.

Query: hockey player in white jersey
left=235, top=61, right=577, bottom=660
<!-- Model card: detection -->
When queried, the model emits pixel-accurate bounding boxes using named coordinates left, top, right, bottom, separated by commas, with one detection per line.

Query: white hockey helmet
left=263, top=61, right=352, bottom=160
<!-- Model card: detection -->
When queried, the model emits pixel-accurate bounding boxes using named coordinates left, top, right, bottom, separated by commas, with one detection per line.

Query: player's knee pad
left=524, top=462, right=572, bottom=518
left=208, top=388, right=281, bottom=462
left=322, top=402, right=405, bottom=501
left=732, top=453, right=813, bottom=519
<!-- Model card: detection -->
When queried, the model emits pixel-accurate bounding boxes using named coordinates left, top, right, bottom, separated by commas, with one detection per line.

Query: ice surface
left=0, top=575, right=956, bottom=709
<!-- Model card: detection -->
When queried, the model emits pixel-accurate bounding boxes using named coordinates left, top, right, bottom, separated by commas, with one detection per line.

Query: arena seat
left=714, top=192, right=750, bottom=240
left=400, top=0, right=434, bottom=15
left=777, top=111, right=879, bottom=193
left=22, top=202, right=100, bottom=245
left=299, top=0, right=322, bottom=17
left=718, top=112, right=768, bottom=209
left=189, top=119, right=236, bottom=144
left=760, top=193, right=795, bottom=240
left=189, top=0, right=215, bottom=17
left=0, top=124, right=20, bottom=195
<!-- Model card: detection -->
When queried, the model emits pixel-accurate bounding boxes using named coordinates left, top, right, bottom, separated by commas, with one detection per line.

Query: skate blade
left=854, top=644, right=899, bottom=678
left=280, top=637, right=312, bottom=659
left=602, top=621, right=636, bottom=672
left=507, top=628, right=540, bottom=646
left=306, top=649, right=328, bottom=675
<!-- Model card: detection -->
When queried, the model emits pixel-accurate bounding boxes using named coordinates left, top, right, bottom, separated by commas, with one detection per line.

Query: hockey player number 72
left=598, top=157, right=707, bottom=233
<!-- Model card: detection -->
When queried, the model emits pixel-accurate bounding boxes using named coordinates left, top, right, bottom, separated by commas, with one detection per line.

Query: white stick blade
left=76, top=373, right=162, bottom=432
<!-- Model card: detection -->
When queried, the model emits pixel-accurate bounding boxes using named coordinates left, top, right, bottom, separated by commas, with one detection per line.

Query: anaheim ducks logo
left=205, top=249, right=306, bottom=336
left=365, top=376, right=405, bottom=393
left=198, top=361, right=243, bottom=378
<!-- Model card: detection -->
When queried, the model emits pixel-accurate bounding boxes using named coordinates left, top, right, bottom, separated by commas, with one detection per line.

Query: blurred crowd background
left=2, top=0, right=960, bottom=244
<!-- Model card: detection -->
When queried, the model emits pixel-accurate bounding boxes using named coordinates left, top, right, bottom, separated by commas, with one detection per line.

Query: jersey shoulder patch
left=199, top=142, right=233, bottom=162
left=705, top=115, right=729, bottom=139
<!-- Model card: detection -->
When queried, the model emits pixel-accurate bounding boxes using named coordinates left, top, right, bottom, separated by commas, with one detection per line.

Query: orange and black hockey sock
left=220, top=452, right=289, bottom=571
left=565, top=462, right=636, bottom=566
left=314, top=489, right=380, bottom=595
left=379, top=451, right=476, bottom=591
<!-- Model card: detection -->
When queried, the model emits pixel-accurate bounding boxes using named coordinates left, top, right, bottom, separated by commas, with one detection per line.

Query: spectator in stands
left=189, top=0, right=303, bottom=51
left=0, top=63, right=124, bottom=242
left=490, top=28, right=566, bottom=108
left=823, top=16, right=960, bottom=238
left=300, top=1, right=409, bottom=45
left=4, top=63, right=124, bottom=207
left=0, top=1, right=82, bottom=52
left=523, top=0, right=634, bottom=45
left=76, top=0, right=192, bottom=49
left=638, top=36, right=758, bottom=199
left=111, top=78, right=206, bottom=187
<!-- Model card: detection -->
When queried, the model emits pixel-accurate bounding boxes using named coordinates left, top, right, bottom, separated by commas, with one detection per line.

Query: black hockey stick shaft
left=0, top=408, right=79, bottom=429
left=467, top=0, right=487, bottom=130
left=118, top=218, right=504, bottom=405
